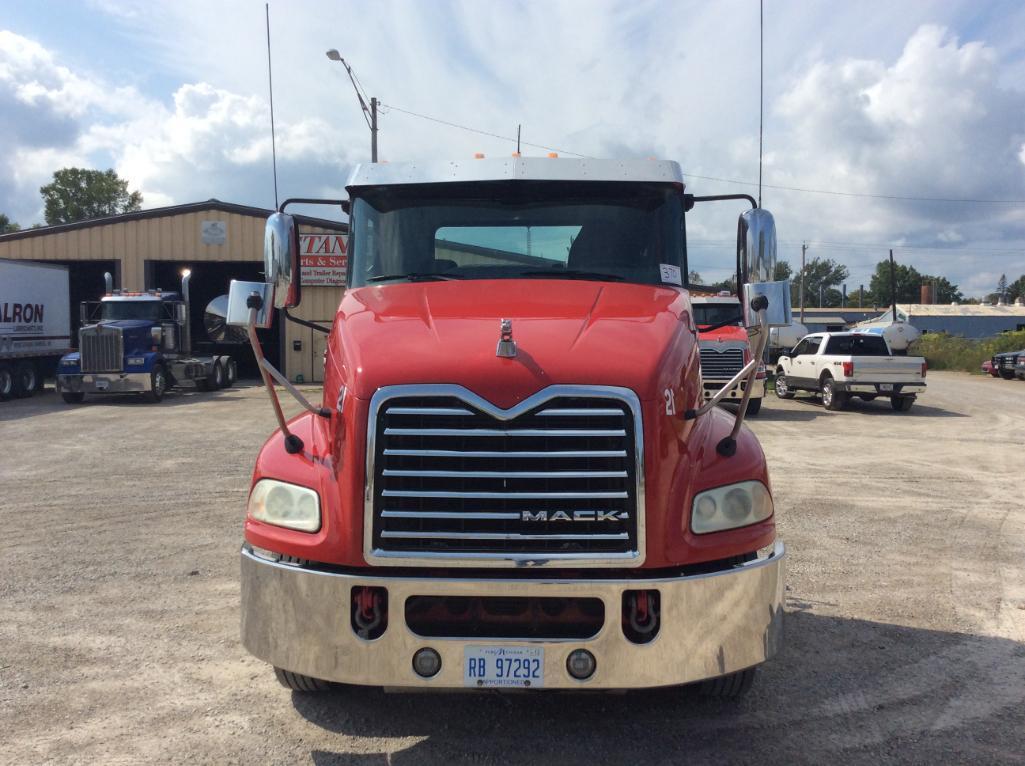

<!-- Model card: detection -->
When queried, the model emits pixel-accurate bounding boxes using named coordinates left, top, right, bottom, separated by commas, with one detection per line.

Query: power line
left=688, top=238, right=1025, bottom=255
left=383, top=102, right=1025, bottom=206
left=380, top=103, right=591, bottom=158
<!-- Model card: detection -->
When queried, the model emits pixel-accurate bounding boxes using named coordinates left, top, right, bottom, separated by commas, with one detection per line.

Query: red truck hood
left=697, top=324, right=748, bottom=344
left=329, top=280, right=693, bottom=408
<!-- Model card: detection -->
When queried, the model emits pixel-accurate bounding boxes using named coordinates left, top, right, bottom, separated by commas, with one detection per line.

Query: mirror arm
left=688, top=193, right=758, bottom=210
left=283, top=307, right=331, bottom=334
left=245, top=297, right=305, bottom=454
left=259, top=359, right=331, bottom=418
left=278, top=197, right=349, bottom=214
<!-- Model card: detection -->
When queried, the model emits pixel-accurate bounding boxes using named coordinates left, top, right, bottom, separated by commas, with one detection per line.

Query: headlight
left=127, top=356, right=146, bottom=366
left=60, top=358, right=77, bottom=367
left=691, top=480, right=772, bottom=534
left=248, top=479, right=321, bottom=532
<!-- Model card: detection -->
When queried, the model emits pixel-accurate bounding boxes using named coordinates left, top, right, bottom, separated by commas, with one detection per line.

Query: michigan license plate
left=463, top=646, right=544, bottom=688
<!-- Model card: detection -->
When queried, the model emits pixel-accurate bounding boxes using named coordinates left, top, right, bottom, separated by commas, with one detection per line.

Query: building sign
left=300, top=234, right=348, bottom=286
left=201, top=220, right=227, bottom=245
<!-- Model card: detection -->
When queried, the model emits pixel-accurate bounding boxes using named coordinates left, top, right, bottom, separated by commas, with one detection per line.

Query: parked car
left=981, top=359, right=998, bottom=377
left=992, top=350, right=1025, bottom=380
left=774, top=332, right=927, bottom=412
left=1016, top=353, right=1025, bottom=381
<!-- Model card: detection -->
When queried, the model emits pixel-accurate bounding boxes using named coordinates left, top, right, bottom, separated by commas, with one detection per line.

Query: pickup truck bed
left=775, top=332, right=926, bottom=412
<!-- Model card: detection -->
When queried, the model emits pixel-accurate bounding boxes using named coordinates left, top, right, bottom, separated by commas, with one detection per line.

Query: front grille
left=1001, top=356, right=1016, bottom=369
left=368, top=388, right=641, bottom=565
left=700, top=347, right=745, bottom=379
left=80, top=325, right=123, bottom=373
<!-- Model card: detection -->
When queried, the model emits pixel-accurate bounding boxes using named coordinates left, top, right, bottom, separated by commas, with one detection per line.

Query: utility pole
left=799, top=242, right=807, bottom=323
left=859, top=284, right=864, bottom=308
left=819, top=284, right=823, bottom=308
left=889, top=249, right=897, bottom=323
left=370, top=97, right=378, bottom=162
left=326, top=50, right=378, bottom=162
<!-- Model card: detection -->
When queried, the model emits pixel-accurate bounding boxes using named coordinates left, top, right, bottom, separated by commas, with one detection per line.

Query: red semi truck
left=691, top=292, right=767, bottom=416
left=229, top=158, right=789, bottom=697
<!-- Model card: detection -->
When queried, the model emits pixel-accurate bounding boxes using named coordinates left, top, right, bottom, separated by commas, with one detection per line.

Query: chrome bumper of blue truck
left=58, top=373, right=150, bottom=393
left=240, top=541, right=785, bottom=690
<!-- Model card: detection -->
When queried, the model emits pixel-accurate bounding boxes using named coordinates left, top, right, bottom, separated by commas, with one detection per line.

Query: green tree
left=1007, top=274, right=1025, bottom=302
left=997, top=274, right=1008, bottom=302
left=687, top=270, right=703, bottom=285
left=869, top=260, right=922, bottom=305
left=773, top=261, right=793, bottom=282
left=795, top=257, right=849, bottom=308
left=40, top=168, right=143, bottom=225
left=0, top=213, right=20, bottom=233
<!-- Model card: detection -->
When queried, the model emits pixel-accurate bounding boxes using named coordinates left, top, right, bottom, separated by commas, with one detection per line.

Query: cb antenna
left=265, top=3, right=280, bottom=209
left=758, top=0, right=764, bottom=207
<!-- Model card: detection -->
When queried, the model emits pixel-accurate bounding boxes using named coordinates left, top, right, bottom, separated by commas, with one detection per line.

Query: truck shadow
left=293, top=611, right=1025, bottom=764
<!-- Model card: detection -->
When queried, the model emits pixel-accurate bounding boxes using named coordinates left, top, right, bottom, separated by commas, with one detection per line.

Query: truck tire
left=891, top=396, right=914, bottom=412
left=0, top=363, right=13, bottom=400
left=144, top=364, right=167, bottom=403
left=821, top=377, right=847, bottom=411
left=61, top=391, right=85, bottom=404
left=212, top=361, right=226, bottom=389
left=274, top=667, right=332, bottom=692
left=999, top=370, right=1015, bottom=380
left=773, top=373, right=795, bottom=399
left=12, top=361, right=38, bottom=398
left=225, top=359, right=237, bottom=387
left=745, top=396, right=762, bottom=416
left=699, top=666, right=757, bottom=699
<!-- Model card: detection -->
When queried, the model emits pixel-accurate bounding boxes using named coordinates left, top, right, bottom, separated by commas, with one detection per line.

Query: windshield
left=348, top=181, right=685, bottom=287
left=825, top=335, right=890, bottom=356
left=693, top=303, right=741, bottom=327
left=100, top=300, right=163, bottom=322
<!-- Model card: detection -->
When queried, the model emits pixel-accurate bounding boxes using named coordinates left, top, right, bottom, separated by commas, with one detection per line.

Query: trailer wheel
left=891, top=396, right=914, bottom=412
left=821, top=376, right=847, bottom=411
left=0, top=363, right=13, bottom=400
left=773, top=373, right=795, bottom=399
left=62, top=391, right=85, bottom=404
left=274, top=667, right=332, bottom=692
left=12, top=361, right=37, bottom=398
left=745, top=396, right=762, bottom=416
left=144, top=364, right=167, bottom=403
left=699, top=666, right=757, bottom=699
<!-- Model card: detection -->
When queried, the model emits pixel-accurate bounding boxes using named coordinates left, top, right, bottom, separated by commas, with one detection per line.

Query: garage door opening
left=147, top=260, right=278, bottom=378
left=34, top=259, right=120, bottom=346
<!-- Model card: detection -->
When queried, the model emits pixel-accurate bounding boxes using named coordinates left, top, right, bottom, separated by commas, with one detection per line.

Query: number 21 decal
left=664, top=388, right=676, bottom=415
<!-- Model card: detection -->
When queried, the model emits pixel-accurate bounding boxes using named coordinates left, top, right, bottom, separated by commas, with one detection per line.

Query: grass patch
left=912, top=330, right=1025, bottom=372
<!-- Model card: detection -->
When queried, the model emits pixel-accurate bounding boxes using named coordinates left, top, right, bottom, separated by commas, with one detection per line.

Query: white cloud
left=1, top=6, right=1024, bottom=296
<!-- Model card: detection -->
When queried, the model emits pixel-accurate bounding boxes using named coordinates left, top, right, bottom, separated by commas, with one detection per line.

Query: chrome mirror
left=737, top=208, right=792, bottom=328
left=226, top=280, right=274, bottom=329
left=264, top=212, right=301, bottom=309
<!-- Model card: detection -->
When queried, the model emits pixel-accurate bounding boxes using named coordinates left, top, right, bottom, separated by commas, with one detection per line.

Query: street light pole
left=326, top=49, right=378, bottom=162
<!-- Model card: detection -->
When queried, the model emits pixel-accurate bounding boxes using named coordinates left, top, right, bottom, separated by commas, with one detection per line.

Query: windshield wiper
left=366, top=272, right=466, bottom=283
left=518, top=269, right=625, bottom=281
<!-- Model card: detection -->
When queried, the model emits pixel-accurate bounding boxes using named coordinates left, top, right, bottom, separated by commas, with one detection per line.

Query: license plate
left=94, top=377, right=110, bottom=390
left=879, top=384, right=893, bottom=392
left=463, top=646, right=544, bottom=688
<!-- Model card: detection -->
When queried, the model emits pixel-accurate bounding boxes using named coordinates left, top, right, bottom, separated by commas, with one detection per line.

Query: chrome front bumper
left=58, top=372, right=150, bottom=393
left=702, top=378, right=766, bottom=401
left=240, top=542, right=785, bottom=690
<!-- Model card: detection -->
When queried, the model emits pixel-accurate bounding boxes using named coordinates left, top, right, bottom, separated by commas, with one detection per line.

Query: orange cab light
left=474, top=152, right=485, bottom=159
left=547, top=152, right=558, bottom=158
left=511, top=152, right=521, bottom=158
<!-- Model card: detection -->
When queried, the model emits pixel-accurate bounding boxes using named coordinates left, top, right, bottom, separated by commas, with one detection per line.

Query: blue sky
left=2, top=0, right=1024, bottom=297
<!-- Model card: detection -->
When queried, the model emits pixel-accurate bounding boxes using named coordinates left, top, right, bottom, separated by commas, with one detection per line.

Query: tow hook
left=351, top=586, right=388, bottom=640
left=623, top=589, right=661, bottom=644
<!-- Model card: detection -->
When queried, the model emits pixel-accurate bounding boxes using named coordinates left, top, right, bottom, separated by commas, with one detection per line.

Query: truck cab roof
left=346, top=157, right=685, bottom=189
left=101, top=292, right=181, bottom=302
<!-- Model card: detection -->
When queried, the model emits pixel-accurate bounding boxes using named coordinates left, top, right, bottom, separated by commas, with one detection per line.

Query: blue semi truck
left=57, top=271, right=236, bottom=404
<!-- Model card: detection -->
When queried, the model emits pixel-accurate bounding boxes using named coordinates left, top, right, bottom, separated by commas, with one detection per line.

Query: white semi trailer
left=0, top=259, right=72, bottom=400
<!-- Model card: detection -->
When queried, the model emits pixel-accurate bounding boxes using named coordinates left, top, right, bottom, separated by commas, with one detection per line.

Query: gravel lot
left=2, top=371, right=1024, bottom=765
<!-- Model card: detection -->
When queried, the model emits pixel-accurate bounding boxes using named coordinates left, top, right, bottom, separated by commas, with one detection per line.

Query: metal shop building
left=0, top=200, right=348, bottom=382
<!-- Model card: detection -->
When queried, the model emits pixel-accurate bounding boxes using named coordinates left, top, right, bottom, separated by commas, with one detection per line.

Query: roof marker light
left=474, top=152, right=485, bottom=159
left=547, top=152, right=559, bottom=158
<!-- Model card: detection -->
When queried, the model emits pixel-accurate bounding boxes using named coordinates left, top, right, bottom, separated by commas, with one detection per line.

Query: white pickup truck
left=774, top=331, right=926, bottom=412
